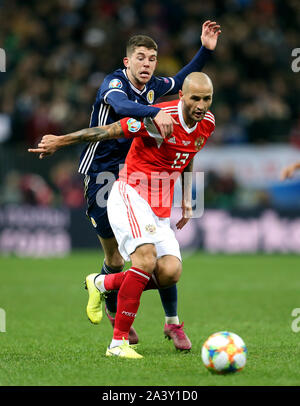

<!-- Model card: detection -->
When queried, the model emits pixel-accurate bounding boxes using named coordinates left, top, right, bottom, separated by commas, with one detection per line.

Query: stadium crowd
left=0, top=0, right=299, bottom=208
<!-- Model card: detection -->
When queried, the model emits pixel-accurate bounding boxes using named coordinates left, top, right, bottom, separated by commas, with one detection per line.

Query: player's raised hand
left=28, top=134, right=61, bottom=159
left=154, top=109, right=178, bottom=139
left=201, top=20, right=221, bottom=50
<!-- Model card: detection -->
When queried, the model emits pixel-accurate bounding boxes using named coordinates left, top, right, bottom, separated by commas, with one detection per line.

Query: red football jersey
left=119, top=99, right=215, bottom=218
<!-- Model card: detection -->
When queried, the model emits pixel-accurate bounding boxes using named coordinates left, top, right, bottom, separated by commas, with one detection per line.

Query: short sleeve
left=120, top=118, right=146, bottom=139
left=203, top=112, right=215, bottom=137
left=120, top=117, right=164, bottom=140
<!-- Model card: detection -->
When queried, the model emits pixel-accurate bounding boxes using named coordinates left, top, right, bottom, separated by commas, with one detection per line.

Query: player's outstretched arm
left=200, top=20, right=221, bottom=51
left=176, top=159, right=194, bottom=230
left=28, top=122, right=124, bottom=159
left=166, top=20, right=221, bottom=96
left=280, top=162, right=300, bottom=180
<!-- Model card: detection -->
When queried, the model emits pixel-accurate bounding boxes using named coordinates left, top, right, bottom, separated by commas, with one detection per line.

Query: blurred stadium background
left=0, top=0, right=300, bottom=257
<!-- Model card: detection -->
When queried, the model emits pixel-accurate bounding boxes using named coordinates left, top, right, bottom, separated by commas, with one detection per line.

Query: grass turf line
left=1, top=251, right=300, bottom=386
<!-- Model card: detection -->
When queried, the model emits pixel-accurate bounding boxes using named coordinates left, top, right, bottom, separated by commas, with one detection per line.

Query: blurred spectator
left=0, top=0, right=298, bottom=146
left=19, top=174, right=54, bottom=206
left=204, top=169, right=240, bottom=209
left=50, top=160, right=85, bottom=208
left=0, top=171, right=22, bottom=204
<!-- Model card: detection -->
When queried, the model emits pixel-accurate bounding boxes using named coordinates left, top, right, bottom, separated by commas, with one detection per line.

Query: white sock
left=94, top=274, right=107, bottom=293
left=165, top=316, right=180, bottom=325
left=110, top=339, right=128, bottom=349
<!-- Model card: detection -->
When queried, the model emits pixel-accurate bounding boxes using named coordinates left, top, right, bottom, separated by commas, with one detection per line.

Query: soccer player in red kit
left=28, top=72, right=215, bottom=358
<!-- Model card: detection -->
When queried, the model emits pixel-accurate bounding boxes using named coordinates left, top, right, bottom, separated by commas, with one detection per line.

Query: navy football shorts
left=84, top=175, right=115, bottom=239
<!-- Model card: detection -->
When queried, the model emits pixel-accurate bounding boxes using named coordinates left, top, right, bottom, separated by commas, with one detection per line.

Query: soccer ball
left=201, top=331, right=247, bottom=374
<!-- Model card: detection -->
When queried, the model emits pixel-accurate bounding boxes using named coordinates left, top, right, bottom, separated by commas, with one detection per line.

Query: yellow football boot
left=106, top=340, right=143, bottom=359
left=85, top=273, right=104, bottom=324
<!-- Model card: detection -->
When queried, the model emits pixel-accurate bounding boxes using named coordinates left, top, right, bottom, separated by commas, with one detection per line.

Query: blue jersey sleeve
left=98, top=73, right=160, bottom=119
left=106, top=91, right=160, bottom=119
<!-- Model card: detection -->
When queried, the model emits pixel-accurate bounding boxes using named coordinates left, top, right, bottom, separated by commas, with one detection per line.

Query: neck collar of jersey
left=178, top=100, right=198, bottom=134
left=123, top=69, right=147, bottom=95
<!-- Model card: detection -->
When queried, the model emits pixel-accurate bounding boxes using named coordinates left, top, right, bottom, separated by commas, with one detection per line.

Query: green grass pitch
left=1, top=251, right=300, bottom=386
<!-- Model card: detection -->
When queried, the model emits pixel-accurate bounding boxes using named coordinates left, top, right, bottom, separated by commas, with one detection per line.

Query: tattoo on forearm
left=72, top=121, right=123, bottom=143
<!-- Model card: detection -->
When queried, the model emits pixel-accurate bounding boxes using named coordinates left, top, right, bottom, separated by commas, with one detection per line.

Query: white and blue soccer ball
left=201, top=331, right=247, bottom=374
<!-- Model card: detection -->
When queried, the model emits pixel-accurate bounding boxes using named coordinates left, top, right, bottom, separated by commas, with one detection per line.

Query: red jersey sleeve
left=120, top=117, right=148, bottom=139
left=120, top=117, right=163, bottom=140
left=202, top=112, right=215, bottom=137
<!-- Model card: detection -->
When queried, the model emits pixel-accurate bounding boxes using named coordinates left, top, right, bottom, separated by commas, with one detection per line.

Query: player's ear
left=179, top=89, right=183, bottom=99
left=123, top=57, right=129, bottom=68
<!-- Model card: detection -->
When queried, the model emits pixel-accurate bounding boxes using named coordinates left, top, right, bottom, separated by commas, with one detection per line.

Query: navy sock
left=158, top=284, right=178, bottom=317
left=100, top=262, right=124, bottom=314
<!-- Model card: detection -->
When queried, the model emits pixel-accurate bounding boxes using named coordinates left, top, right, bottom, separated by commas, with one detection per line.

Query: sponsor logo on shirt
left=182, top=140, right=191, bottom=146
left=127, top=118, right=141, bottom=132
left=163, top=77, right=169, bottom=84
left=146, top=89, right=154, bottom=104
left=109, top=79, right=123, bottom=89
left=168, top=136, right=176, bottom=144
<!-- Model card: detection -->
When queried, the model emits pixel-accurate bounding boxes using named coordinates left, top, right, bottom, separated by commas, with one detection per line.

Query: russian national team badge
left=127, top=118, right=141, bottom=132
left=146, top=90, right=154, bottom=104
left=145, top=224, right=156, bottom=234
left=195, top=135, right=206, bottom=151
left=109, top=79, right=123, bottom=89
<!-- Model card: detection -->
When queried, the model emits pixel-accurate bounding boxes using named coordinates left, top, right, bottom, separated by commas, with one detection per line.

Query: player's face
left=124, top=46, right=157, bottom=90
left=180, top=85, right=213, bottom=125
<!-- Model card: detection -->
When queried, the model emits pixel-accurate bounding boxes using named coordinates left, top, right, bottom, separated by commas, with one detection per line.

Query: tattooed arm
left=28, top=121, right=123, bottom=159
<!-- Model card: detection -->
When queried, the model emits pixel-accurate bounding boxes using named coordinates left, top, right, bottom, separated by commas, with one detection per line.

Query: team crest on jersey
left=195, top=136, right=206, bottom=151
left=146, top=90, right=154, bottom=104
left=127, top=118, right=141, bottom=132
left=109, top=79, right=123, bottom=89
left=145, top=224, right=156, bottom=234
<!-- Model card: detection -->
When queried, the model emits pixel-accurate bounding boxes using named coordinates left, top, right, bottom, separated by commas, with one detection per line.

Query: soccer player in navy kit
left=30, top=21, right=221, bottom=350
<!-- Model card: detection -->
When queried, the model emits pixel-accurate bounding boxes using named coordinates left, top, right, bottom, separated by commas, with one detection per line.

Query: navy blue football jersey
left=79, top=69, right=176, bottom=175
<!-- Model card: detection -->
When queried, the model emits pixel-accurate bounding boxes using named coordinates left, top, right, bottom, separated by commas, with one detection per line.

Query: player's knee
left=131, top=244, right=157, bottom=274
left=105, top=251, right=125, bottom=269
left=157, top=257, right=182, bottom=286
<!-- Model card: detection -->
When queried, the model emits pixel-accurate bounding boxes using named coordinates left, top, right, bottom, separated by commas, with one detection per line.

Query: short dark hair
left=126, top=35, right=158, bottom=56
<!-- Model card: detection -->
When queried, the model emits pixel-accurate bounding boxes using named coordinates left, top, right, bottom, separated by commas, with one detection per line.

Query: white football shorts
left=107, top=180, right=181, bottom=262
